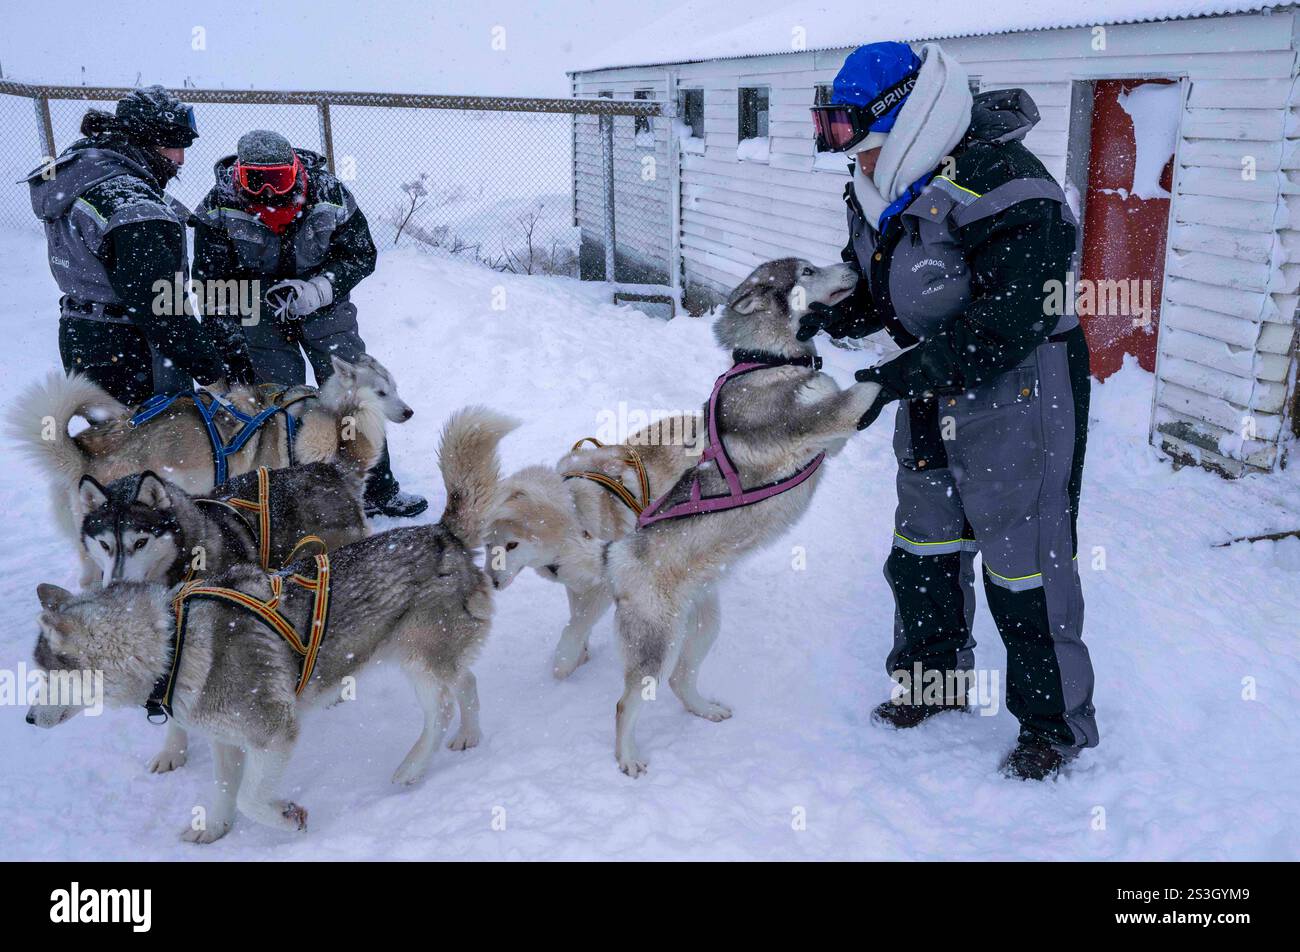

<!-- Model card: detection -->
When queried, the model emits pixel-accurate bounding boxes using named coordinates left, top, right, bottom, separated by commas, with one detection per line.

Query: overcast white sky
left=0, top=0, right=672, bottom=97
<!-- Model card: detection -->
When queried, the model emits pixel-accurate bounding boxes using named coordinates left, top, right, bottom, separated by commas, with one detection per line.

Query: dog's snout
left=491, top=577, right=501, bottom=590
left=25, top=710, right=35, bottom=725
left=401, top=407, right=414, bottom=421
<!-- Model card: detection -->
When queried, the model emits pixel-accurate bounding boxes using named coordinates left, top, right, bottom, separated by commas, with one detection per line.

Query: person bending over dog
left=807, top=41, right=1097, bottom=779
left=192, top=130, right=426, bottom=519
left=25, top=86, right=255, bottom=405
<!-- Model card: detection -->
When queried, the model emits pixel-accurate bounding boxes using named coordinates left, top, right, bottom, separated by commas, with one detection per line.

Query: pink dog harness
left=636, top=353, right=827, bottom=529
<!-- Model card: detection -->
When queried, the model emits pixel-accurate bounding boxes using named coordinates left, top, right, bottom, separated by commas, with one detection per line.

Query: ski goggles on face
left=811, top=69, right=921, bottom=152
left=811, top=105, right=875, bottom=153
left=234, top=155, right=301, bottom=196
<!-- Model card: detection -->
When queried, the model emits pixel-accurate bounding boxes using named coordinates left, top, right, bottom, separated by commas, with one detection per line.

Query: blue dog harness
left=129, top=388, right=301, bottom=485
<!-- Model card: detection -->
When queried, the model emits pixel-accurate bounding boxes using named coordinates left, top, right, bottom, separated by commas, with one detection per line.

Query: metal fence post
left=664, top=71, right=683, bottom=309
left=600, top=112, right=616, bottom=283
left=34, top=94, right=55, bottom=159
left=316, top=99, right=336, bottom=172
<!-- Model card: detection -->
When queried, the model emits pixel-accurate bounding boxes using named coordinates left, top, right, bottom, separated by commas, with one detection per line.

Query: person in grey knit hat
left=192, top=129, right=427, bottom=518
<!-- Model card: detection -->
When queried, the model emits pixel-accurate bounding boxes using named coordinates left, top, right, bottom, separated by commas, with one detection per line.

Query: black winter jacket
left=840, top=91, right=1081, bottom=401
left=191, top=150, right=377, bottom=318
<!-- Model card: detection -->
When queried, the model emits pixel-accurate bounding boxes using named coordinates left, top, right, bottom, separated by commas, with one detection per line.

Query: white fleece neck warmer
left=852, top=43, right=974, bottom=230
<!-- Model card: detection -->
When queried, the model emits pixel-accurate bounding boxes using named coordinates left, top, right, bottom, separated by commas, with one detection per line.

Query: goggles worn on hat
left=811, top=68, right=920, bottom=153
left=234, top=154, right=301, bottom=196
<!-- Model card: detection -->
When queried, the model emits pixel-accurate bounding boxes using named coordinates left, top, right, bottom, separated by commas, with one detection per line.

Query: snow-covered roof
left=572, top=1, right=1280, bottom=73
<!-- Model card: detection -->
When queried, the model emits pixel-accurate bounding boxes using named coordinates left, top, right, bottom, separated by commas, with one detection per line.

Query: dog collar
left=730, top=349, right=822, bottom=370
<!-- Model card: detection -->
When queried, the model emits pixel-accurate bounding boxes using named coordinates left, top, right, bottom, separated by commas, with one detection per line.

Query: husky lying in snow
left=605, top=258, right=883, bottom=777
left=483, top=416, right=702, bottom=678
left=26, top=407, right=518, bottom=843
left=79, top=459, right=374, bottom=774
left=8, top=353, right=406, bottom=571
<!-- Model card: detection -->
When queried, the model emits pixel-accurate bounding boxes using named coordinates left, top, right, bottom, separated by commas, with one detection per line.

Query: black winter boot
left=871, top=695, right=969, bottom=729
left=363, top=444, right=427, bottom=518
left=1000, top=731, right=1068, bottom=781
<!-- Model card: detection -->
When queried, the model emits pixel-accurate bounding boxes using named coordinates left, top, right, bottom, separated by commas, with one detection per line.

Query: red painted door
left=1078, top=79, right=1180, bottom=380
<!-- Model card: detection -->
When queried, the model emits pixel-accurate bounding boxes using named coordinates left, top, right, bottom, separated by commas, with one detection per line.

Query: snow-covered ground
left=1, top=229, right=1297, bottom=860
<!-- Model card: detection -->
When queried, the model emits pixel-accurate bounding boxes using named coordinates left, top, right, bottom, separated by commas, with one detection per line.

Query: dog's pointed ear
left=728, top=287, right=765, bottom=315
left=77, top=475, right=108, bottom=513
left=134, top=472, right=171, bottom=510
left=37, top=583, right=73, bottom=613
left=330, top=356, right=357, bottom=385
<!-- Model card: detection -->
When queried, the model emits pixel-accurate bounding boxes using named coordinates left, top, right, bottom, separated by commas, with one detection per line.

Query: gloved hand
left=267, top=275, right=333, bottom=320
left=796, top=298, right=865, bottom=342
left=853, top=364, right=903, bottom=430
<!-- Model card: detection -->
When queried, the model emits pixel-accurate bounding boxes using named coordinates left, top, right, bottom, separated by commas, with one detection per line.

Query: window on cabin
left=634, top=89, right=653, bottom=138
left=813, top=84, right=833, bottom=153
left=738, top=86, right=769, bottom=141
left=678, top=87, right=704, bottom=139
left=737, top=86, right=770, bottom=162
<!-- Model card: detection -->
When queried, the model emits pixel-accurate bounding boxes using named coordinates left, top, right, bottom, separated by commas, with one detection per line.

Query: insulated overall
left=849, top=151, right=1098, bottom=751
left=28, top=146, right=197, bottom=402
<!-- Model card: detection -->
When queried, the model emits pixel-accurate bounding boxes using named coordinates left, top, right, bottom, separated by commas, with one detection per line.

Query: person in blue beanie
left=808, top=41, right=1097, bottom=779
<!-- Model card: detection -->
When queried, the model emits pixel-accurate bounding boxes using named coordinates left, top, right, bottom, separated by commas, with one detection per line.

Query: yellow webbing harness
left=561, top=437, right=651, bottom=516
left=223, top=466, right=328, bottom=570
left=162, top=554, right=332, bottom=714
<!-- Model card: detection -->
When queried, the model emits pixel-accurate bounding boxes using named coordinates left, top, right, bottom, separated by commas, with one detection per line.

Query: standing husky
left=27, top=406, right=517, bottom=843
left=79, top=459, right=374, bottom=774
left=484, top=415, right=701, bottom=678
left=8, top=354, right=404, bottom=554
left=605, top=259, right=882, bottom=777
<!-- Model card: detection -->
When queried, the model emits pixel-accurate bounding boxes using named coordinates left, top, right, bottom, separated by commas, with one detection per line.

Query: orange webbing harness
left=157, top=554, right=332, bottom=718
left=561, top=438, right=652, bottom=516
left=224, top=466, right=328, bottom=570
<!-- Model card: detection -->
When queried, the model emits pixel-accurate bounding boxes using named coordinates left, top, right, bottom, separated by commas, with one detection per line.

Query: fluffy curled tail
left=5, top=372, right=126, bottom=481
left=438, top=406, right=519, bottom=548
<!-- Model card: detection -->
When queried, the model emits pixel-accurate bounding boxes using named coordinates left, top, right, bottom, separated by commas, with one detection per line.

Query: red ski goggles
left=234, top=155, right=301, bottom=196
left=811, top=70, right=920, bottom=152
left=811, top=105, right=873, bottom=153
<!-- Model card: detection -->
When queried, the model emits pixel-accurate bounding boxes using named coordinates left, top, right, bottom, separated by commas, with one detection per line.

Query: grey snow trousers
left=884, top=328, right=1098, bottom=751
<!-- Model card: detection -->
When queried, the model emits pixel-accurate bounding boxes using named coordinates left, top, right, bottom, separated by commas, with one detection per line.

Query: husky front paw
left=688, top=699, right=733, bottom=722
left=391, top=759, right=430, bottom=786
left=148, top=747, right=188, bottom=773
left=447, top=726, right=481, bottom=751
left=552, top=645, right=590, bottom=680
left=180, top=819, right=231, bottom=844
left=617, top=753, right=648, bottom=778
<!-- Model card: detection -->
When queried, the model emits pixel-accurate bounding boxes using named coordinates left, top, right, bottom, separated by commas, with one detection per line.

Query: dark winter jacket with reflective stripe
left=192, top=149, right=377, bottom=316
left=839, top=88, right=1081, bottom=401
left=26, top=136, right=249, bottom=386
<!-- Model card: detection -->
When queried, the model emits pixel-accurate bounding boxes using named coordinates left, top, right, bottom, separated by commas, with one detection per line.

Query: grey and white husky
left=79, top=458, right=374, bottom=773
left=8, top=353, right=406, bottom=562
left=27, top=406, right=517, bottom=843
left=604, top=259, right=882, bottom=777
left=483, top=416, right=701, bottom=679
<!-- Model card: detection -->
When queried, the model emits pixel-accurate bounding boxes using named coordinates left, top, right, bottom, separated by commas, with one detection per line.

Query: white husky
left=483, top=416, right=702, bottom=678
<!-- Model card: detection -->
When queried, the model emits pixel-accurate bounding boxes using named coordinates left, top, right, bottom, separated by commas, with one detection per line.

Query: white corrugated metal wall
left=571, top=9, right=1299, bottom=473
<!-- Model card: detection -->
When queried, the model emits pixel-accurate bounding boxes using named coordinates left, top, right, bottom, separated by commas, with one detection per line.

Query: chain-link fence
left=0, top=81, right=678, bottom=305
